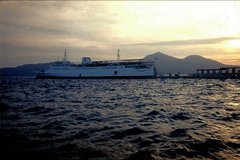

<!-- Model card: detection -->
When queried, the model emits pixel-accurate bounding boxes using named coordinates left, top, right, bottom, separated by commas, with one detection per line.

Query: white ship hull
left=36, top=50, right=156, bottom=79
left=36, top=65, right=155, bottom=79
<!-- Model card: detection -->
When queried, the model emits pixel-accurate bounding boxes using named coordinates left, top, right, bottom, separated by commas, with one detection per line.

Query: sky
left=0, top=1, right=240, bottom=67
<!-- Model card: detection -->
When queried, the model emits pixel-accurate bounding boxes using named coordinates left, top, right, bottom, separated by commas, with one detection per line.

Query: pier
left=196, top=66, right=240, bottom=79
left=156, top=66, right=240, bottom=79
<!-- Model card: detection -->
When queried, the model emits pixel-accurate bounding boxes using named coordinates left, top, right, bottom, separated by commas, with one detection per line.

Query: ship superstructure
left=36, top=50, right=156, bottom=79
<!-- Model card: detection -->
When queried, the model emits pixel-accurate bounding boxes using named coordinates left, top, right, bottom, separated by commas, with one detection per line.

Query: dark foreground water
left=1, top=78, right=240, bottom=160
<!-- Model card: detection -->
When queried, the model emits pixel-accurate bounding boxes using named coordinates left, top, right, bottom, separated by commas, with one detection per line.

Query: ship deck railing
left=72, top=59, right=154, bottom=67
left=52, top=59, right=154, bottom=67
left=91, top=59, right=148, bottom=64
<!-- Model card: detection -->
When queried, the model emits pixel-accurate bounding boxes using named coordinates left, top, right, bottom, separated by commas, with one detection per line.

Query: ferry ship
left=36, top=50, right=156, bottom=79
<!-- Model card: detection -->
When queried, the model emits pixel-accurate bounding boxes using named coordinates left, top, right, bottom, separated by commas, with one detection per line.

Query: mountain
left=0, top=52, right=227, bottom=76
left=144, top=52, right=226, bottom=74
left=0, top=63, right=53, bottom=77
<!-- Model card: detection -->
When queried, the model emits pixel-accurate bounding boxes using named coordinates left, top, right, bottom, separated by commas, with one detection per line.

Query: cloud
left=120, top=36, right=240, bottom=47
left=0, top=1, right=117, bottom=42
left=1, top=1, right=240, bottom=67
left=0, top=1, right=120, bottom=67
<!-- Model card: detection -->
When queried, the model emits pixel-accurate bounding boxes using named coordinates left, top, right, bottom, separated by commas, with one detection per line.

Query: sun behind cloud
left=227, top=40, right=240, bottom=48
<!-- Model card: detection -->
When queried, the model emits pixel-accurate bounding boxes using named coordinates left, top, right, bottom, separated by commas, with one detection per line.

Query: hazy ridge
left=144, top=52, right=226, bottom=75
left=0, top=63, right=53, bottom=77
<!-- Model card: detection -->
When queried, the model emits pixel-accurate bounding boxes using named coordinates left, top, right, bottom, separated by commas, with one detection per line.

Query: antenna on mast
left=63, top=49, right=68, bottom=61
left=117, top=49, right=120, bottom=62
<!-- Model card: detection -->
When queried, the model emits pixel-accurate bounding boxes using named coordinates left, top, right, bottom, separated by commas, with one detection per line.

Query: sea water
left=1, top=78, right=240, bottom=160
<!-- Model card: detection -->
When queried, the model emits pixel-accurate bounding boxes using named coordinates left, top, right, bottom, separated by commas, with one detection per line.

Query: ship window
left=114, top=71, right=117, bottom=75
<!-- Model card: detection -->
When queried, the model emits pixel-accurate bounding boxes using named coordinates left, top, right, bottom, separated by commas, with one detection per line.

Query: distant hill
left=144, top=52, right=226, bottom=74
left=0, top=63, right=53, bottom=76
left=0, top=52, right=227, bottom=76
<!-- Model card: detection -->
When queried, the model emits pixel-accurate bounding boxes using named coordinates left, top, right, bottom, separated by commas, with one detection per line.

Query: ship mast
left=62, top=49, right=68, bottom=61
left=116, top=49, right=120, bottom=62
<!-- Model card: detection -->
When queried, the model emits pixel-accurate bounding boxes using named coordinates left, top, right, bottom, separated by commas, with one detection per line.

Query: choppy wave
left=1, top=78, right=240, bottom=160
